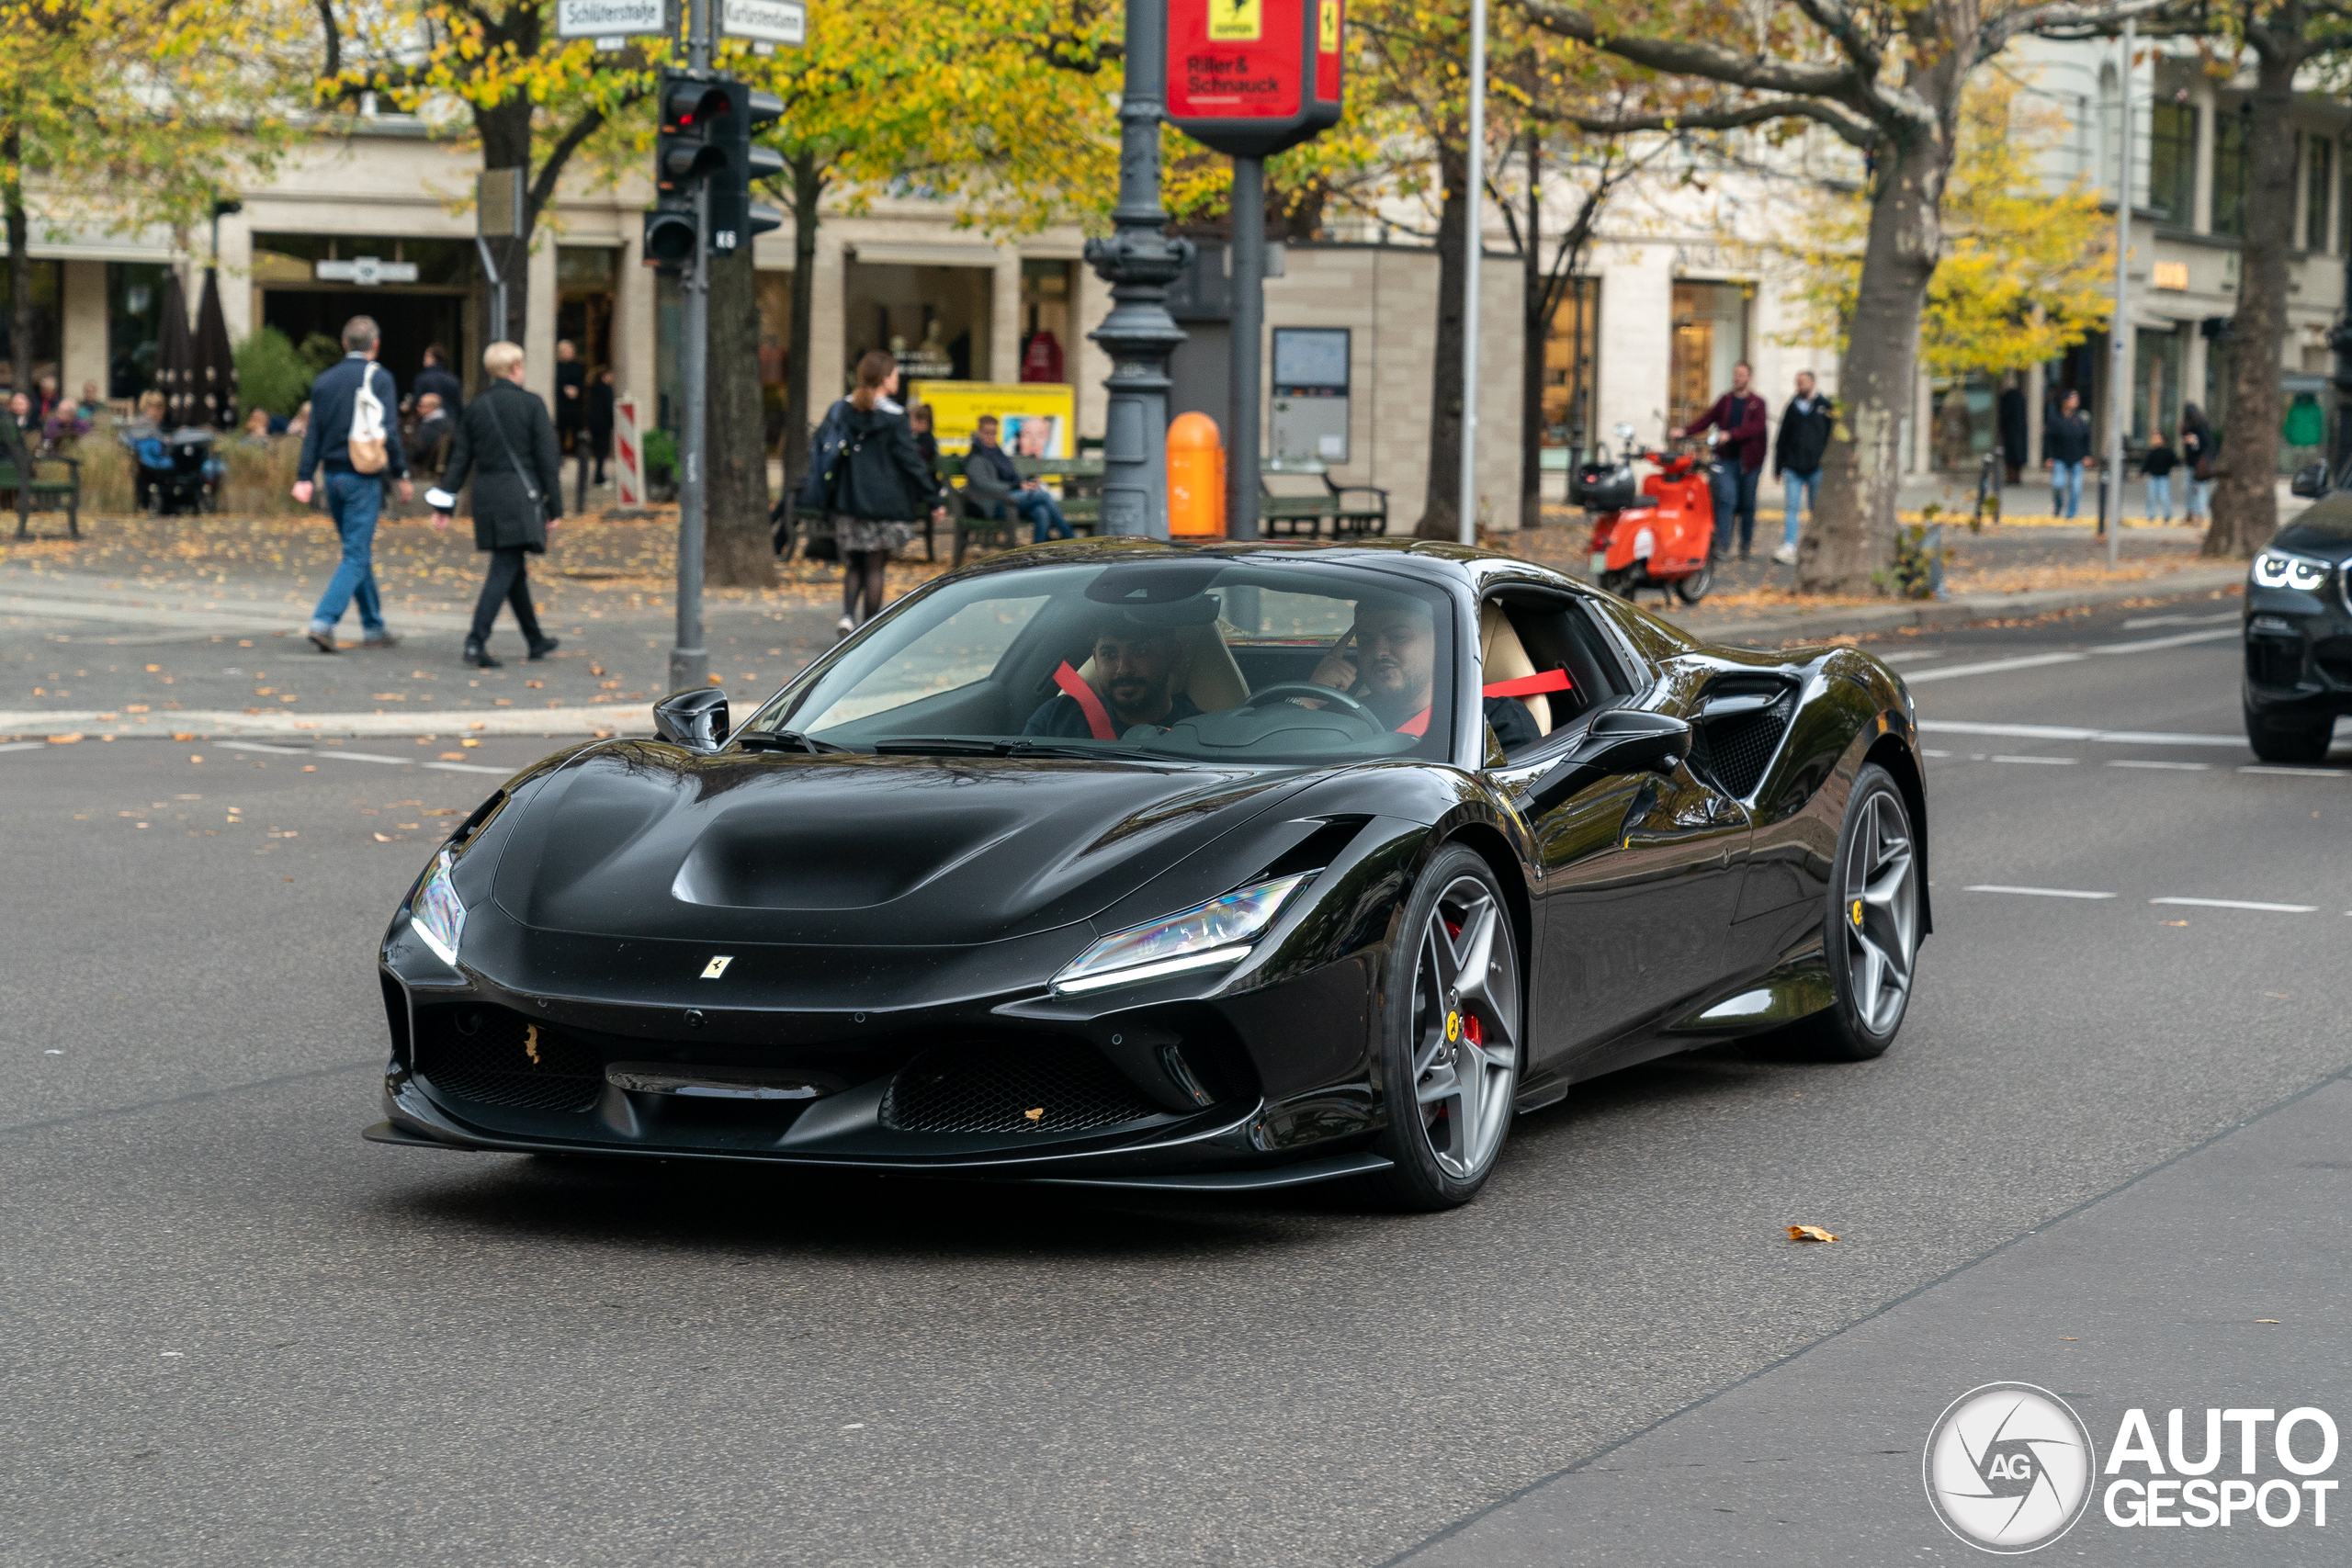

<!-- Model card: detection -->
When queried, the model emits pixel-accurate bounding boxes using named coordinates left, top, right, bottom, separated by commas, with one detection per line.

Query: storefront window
left=2212, top=112, right=2249, bottom=238
left=2305, top=135, right=2333, bottom=254
left=2148, top=101, right=2196, bottom=225
left=755, top=269, right=794, bottom=444
left=1542, top=277, right=1600, bottom=453
left=1668, top=280, right=1749, bottom=435
left=1928, top=373, right=1998, bottom=471
left=0, top=258, right=63, bottom=391
left=1019, top=259, right=1073, bottom=383
left=2131, top=329, right=2182, bottom=446
left=845, top=261, right=990, bottom=389
left=555, top=245, right=616, bottom=388
left=107, top=261, right=170, bottom=400
left=250, top=232, right=474, bottom=288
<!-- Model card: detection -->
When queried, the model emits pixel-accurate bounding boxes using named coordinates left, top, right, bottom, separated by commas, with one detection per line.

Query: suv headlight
left=2252, top=550, right=2330, bottom=592
left=1051, top=873, right=1314, bottom=996
left=409, top=849, right=467, bottom=965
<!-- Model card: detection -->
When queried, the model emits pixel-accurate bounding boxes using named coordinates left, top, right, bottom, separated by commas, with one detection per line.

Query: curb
left=1668, top=563, right=2245, bottom=646
left=0, top=705, right=656, bottom=740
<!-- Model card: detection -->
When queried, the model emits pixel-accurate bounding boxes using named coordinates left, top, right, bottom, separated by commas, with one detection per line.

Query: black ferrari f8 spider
left=369, top=540, right=1929, bottom=1209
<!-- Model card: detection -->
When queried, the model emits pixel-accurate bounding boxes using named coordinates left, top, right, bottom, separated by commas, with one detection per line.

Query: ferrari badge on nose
left=701, top=955, right=734, bottom=979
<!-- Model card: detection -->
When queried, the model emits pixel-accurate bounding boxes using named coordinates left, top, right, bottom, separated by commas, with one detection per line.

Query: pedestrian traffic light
left=707, top=80, right=786, bottom=254
left=656, top=68, right=729, bottom=198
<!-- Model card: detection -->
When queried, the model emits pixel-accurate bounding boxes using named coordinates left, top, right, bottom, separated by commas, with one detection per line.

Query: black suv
left=2245, top=493, right=2352, bottom=761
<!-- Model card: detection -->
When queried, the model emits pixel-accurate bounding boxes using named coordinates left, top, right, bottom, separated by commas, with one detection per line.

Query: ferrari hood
left=490, top=743, right=1312, bottom=948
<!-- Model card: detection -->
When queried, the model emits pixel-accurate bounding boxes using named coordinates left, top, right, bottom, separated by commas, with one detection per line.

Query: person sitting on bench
left=964, top=414, right=1070, bottom=544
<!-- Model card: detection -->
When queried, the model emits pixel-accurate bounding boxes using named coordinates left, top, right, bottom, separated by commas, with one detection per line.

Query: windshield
left=741, top=557, right=1458, bottom=764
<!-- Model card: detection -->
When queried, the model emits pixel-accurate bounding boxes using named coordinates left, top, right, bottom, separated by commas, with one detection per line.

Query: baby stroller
left=127, top=425, right=220, bottom=514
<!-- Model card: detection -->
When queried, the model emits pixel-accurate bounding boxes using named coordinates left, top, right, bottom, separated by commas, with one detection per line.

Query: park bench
left=0, top=423, right=82, bottom=540
left=788, top=454, right=1105, bottom=567
left=1258, top=460, right=1389, bottom=539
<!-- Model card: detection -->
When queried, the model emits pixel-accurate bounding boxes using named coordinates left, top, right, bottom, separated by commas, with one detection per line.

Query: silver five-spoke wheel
left=1408, top=873, right=1521, bottom=1183
left=1841, top=785, right=1917, bottom=1035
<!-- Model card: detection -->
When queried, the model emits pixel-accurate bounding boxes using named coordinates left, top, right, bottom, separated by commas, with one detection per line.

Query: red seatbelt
left=1482, top=668, right=1573, bottom=700
left=1395, top=706, right=1430, bottom=737
left=1052, top=660, right=1117, bottom=740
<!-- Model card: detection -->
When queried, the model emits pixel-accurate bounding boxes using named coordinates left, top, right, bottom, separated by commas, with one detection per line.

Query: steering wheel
left=1238, top=682, right=1387, bottom=728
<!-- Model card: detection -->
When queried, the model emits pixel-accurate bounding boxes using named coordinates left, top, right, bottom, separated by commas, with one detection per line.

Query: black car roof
left=941, top=535, right=1590, bottom=596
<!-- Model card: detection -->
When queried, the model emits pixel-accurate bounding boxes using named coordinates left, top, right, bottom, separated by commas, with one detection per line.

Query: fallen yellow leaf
left=372, top=831, right=391, bottom=841
left=1023, top=1107, right=1044, bottom=1122
left=1788, top=1224, right=1839, bottom=1243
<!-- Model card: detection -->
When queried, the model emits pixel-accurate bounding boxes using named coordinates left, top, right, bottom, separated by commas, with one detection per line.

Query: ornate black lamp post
left=1086, top=0, right=1192, bottom=538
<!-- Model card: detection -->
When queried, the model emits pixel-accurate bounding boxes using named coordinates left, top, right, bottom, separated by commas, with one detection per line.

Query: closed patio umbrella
left=154, top=271, right=196, bottom=426
left=193, top=268, right=237, bottom=429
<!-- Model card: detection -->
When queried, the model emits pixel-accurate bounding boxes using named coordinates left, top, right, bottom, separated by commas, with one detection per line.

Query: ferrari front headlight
left=2252, top=550, right=2330, bottom=592
left=409, top=849, right=467, bottom=966
left=1051, top=873, right=1314, bottom=995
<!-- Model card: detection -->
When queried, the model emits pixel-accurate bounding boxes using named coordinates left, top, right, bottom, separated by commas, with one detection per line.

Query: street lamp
left=1086, top=0, right=1192, bottom=539
left=1458, top=0, right=1487, bottom=547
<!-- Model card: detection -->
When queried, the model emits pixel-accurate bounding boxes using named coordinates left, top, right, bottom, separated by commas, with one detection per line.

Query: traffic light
left=642, top=196, right=697, bottom=269
left=655, top=68, right=729, bottom=197
left=707, top=81, right=786, bottom=254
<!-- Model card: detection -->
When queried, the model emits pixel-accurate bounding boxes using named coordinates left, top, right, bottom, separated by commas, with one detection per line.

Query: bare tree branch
left=1545, top=96, right=1879, bottom=149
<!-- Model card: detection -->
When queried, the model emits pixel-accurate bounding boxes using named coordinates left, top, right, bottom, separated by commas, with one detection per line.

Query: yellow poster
left=1209, top=0, right=1261, bottom=41
left=1318, top=0, right=1340, bottom=51
left=910, top=381, right=1078, bottom=459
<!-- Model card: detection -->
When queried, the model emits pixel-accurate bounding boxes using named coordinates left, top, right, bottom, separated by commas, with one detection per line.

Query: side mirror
left=653, top=687, right=730, bottom=751
left=1521, top=707, right=1690, bottom=815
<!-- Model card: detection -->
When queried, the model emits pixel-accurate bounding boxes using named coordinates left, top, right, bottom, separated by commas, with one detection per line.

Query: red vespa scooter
left=1572, top=424, right=1718, bottom=604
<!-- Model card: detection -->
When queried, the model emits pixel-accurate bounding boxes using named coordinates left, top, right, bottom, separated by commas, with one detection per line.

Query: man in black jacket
left=2043, top=389, right=2091, bottom=519
left=292, top=316, right=412, bottom=652
left=1770, top=369, right=1832, bottom=567
left=414, top=344, right=464, bottom=415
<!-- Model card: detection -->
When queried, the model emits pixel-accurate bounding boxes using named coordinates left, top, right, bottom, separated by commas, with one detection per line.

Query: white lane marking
left=1991, top=754, right=2076, bottom=765
left=214, top=737, right=511, bottom=775
left=1903, top=626, right=2238, bottom=685
left=1965, top=885, right=2117, bottom=899
left=217, top=740, right=311, bottom=756
left=1875, top=650, right=1948, bottom=663
left=1920, top=720, right=2243, bottom=749
left=1903, top=651, right=2086, bottom=683
left=0, top=739, right=50, bottom=753
left=424, top=761, right=511, bottom=775
left=2151, top=897, right=2316, bottom=913
left=2089, top=627, right=2242, bottom=654
left=2107, top=759, right=2211, bottom=771
left=1922, top=748, right=1953, bottom=757
left=2121, top=610, right=2239, bottom=630
left=2239, top=765, right=2346, bottom=778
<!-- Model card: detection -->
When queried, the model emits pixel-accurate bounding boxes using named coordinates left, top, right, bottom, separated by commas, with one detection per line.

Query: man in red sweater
left=1671, top=360, right=1769, bottom=559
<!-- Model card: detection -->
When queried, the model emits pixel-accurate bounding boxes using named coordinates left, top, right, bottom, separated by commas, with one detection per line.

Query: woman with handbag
left=426, top=341, right=564, bottom=669
left=824, top=352, right=947, bottom=637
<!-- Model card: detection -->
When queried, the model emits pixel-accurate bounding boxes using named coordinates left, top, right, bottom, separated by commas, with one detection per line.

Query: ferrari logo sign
left=1850, top=899, right=1864, bottom=928
left=1210, top=0, right=1261, bottom=39
left=1318, top=0, right=1339, bottom=50
left=1445, top=1010, right=1462, bottom=1043
left=702, top=955, right=734, bottom=978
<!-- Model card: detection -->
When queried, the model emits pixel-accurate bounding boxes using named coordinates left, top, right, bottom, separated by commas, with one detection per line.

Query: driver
left=1309, top=596, right=1541, bottom=750
left=1024, top=617, right=1201, bottom=738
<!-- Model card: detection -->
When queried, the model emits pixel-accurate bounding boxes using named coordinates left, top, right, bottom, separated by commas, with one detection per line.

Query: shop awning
left=847, top=241, right=1007, bottom=267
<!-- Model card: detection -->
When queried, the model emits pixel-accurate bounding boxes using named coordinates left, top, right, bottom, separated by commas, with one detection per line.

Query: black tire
left=1363, top=845, right=1523, bottom=1211
left=1746, top=763, right=1920, bottom=1063
left=2244, top=702, right=2334, bottom=763
left=1674, top=561, right=1714, bottom=604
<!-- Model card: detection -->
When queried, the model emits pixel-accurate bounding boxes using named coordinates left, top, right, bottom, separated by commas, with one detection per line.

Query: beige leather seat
left=1078, top=622, right=1250, bottom=712
left=1479, top=603, right=1552, bottom=736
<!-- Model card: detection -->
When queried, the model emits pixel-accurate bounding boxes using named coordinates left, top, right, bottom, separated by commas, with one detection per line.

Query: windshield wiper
left=735, top=729, right=852, bottom=755
left=872, top=736, right=1174, bottom=763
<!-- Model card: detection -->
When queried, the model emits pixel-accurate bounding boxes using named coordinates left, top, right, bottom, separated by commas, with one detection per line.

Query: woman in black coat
left=426, top=341, right=564, bottom=668
left=826, top=351, right=946, bottom=635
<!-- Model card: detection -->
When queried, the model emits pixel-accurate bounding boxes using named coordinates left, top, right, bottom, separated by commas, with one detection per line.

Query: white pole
left=2107, top=18, right=2133, bottom=570
left=1458, top=0, right=1487, bottom=547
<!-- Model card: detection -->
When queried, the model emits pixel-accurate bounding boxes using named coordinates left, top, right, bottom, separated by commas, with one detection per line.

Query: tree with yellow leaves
left=1782, top=78, right=2112, bottom=386
left=0, top=0, right=308, bottom=393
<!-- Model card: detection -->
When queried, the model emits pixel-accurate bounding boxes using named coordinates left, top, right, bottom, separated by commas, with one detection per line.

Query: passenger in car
left=1024, top=617, right=1204, bottom=739
left=1307, top=597, right=1542, bottom=750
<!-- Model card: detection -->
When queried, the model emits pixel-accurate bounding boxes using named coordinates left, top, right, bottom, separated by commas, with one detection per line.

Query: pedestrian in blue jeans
left=2043, top=389, right=2090, bottom=521
left=1671, top=360, right=1768, bottom=558
left=962, top=414, right=1070, bottom=543
left=1770, top=369, right=1833, bottom=566
left=291, top=316, right=413, bottom=652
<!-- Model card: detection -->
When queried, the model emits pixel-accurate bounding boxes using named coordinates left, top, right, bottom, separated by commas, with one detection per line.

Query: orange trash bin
left=1167, top=412, right=1226, bottom=536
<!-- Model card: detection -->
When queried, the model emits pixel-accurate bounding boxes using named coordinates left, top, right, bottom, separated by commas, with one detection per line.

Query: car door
left=1483, top=595, right=1751, bottom=1066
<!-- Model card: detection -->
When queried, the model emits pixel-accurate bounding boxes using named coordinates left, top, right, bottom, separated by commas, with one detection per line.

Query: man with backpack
left=292, top=316, right=413, bottom=652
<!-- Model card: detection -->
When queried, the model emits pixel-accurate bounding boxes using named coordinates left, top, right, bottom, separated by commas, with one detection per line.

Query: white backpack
left=347, top=364, right=389, bottom=475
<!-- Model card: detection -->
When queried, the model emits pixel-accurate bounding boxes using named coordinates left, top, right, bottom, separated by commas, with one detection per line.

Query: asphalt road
left=4, top=586, right=2346, bottom=1567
